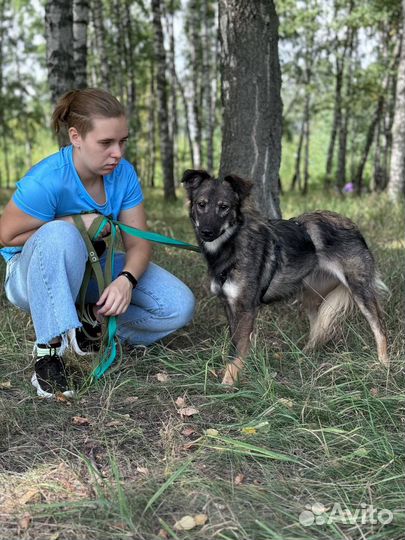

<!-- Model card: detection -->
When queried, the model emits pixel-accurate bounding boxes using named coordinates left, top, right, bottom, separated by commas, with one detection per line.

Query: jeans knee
left=36, top=221, right=87, bottom=258
left=175, top=286, right=196, bottom=328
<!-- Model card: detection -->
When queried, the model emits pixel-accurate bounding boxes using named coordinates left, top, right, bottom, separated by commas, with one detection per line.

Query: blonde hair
left=52, top=88, right=126, bottom=137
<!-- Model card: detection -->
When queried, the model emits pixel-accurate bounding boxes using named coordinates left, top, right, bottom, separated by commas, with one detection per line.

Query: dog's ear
left=224, top=174, right=253, bottom=200
left=181, top=169, right=211, bottom=199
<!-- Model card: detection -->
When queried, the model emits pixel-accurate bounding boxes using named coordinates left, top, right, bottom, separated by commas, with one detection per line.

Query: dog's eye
left=219, top=203, right=230, bottom=211
left=197, top=201, right=206, bottom=209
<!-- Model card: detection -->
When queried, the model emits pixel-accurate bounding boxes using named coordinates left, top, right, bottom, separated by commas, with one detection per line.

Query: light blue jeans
left=4, top=221, right=196, bottom=346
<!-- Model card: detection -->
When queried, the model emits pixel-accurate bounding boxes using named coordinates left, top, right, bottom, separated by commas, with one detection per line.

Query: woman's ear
left=68, top=126, right=82, bottom=148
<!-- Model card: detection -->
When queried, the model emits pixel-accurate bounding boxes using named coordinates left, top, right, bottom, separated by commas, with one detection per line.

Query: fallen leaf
left=178, top=407, right=199, bottom=418
left=72, top=416, right=91, bottom=426
left=124, top=396, right=139, bottom=404
left=136, top=466, right=150, bottom=476
left=19, top=513, right=31, bottom=530
left=175, top=396, right=186, bottom=408
left=205, top=428, right=219, bottom=437
left=105, top=420, right=123, bottom=428
left=158, top=529, right=169, bottom=539
left=18, top=488, right=41, bottom=505
left=370, top=388, right=379, bottom=397
left=278, top=398, right=294, bottom=409
left=181, top=441, right=199, bottom=451
left=156, top=372, right=169, bottom=382
left=174, top=515, right=196, bottom=531
left=55, top=394, right=72, bottom=404
left=194, top=514, right=208, bottom=525
left=0, top=380, right=12, bottom=389
left=182, top=427, right=197, bottom=437
left=234, top=473, right=245, bottom=485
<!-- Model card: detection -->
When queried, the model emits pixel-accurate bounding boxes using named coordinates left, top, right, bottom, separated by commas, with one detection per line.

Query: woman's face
left=70, top=115, right=129, bottom=179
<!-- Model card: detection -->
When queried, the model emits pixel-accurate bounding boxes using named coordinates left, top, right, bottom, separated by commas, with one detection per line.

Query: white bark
left=388, top=7, right=405, bottom=201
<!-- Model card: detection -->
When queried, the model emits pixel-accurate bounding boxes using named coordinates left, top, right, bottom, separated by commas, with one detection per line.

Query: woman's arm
left=0, top=199, right=106, bottom=246
left=96, top=204, right=152, bottom=317
left=0, top=199, right=46, bottom=246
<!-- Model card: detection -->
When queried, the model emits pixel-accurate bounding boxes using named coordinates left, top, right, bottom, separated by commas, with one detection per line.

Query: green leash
left=73, top=213, right=200, bottom=380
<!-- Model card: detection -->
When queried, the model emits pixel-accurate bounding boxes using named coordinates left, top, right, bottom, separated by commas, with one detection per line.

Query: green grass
left=0, top=188, right=404, bottom=540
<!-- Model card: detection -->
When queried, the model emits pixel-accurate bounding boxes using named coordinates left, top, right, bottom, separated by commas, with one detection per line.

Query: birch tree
left=73, top=0, right=89, bottom=89
left=388, top=0, right=405, bottom=201
left=45, top=0, right=75, bottom=146
left=219, top=0, right=283, bottom=218
left=152, top=0, right=176, bottom=200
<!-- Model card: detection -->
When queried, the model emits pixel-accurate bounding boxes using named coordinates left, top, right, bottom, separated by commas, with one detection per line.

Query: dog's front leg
left=222, top=305, right=258, bottom=386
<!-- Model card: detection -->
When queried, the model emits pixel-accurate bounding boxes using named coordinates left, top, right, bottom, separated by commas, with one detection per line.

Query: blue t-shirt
left=0, top=145, right=144, bottom=261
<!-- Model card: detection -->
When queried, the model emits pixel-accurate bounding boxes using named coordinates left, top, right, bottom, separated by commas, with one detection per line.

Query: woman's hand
left=95, top=275, right=133, bottom=317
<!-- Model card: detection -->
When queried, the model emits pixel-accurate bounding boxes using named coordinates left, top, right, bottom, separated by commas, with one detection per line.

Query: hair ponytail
left=51, top=88, right=126, bottom=137
left=51, top=90, right=79, bottom=134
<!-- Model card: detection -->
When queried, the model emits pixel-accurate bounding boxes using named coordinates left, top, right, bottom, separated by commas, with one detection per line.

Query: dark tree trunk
left=124, top=0, right=137, bottom=124
left=302, top=93, right=311, bottom=195
left=336, top=29, right=355, bottom=190
left=147, top=61, right=156, bottom=188
left=90, top=0, right=109, bottom=90
left=151, top=0, right=176, bottom=201
left=175, top=71, right=195, bottom=167
left=354, top=97, right=383, bottom=194
left=291, top=115, right=305, bottom=191
left=73, top=0, right=89, bottom=89
left=219, top=0, right=283, bottom=219
left=166, top=3, right=178, bottom=182
left=45, top=0, right=75, bottom=147
left=325, top=55, right=343, bottom=182
left=190, top=0, right=203, bottom=168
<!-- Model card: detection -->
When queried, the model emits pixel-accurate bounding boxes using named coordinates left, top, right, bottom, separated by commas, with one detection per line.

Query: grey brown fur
left=182, top=170, right=389, bottom=385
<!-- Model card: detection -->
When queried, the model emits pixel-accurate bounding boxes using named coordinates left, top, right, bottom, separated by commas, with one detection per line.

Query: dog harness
left=73, top=212, right=200, bottom=380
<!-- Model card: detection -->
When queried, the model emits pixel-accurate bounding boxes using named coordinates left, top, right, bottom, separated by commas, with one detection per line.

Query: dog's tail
left=306, top=284, right=353, bottom=350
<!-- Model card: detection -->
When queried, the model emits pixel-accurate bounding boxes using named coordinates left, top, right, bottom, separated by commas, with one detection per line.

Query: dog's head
left=181, top=169, right=253, bottom=246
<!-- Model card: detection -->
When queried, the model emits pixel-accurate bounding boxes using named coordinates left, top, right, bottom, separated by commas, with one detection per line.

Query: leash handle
left=74, top=213, right=199, bottom=380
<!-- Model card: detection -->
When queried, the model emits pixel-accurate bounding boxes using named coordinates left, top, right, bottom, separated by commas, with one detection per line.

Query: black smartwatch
left=118, top=271, right=138, bottom=288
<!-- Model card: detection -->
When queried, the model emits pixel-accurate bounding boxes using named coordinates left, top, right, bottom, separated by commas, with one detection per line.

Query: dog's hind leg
left=302, top=272, right=350, bottom=351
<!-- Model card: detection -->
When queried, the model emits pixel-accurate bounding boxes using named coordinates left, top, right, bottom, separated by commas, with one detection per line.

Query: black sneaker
left=71, top=304, right=102, bottom=355
left=31, top=351, right=74, bottom=399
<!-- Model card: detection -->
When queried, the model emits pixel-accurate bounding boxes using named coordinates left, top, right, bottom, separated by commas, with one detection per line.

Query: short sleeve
left=120, top=164, right=144, bottom=211
left=12, top=175, right=57, bottom=221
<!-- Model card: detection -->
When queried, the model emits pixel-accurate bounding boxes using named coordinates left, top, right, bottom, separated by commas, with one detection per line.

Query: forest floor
left=0, top=188, right=404, bottom=540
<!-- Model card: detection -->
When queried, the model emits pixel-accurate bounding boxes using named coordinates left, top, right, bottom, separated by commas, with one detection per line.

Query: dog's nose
left=200, top=229, right=216, bottom=241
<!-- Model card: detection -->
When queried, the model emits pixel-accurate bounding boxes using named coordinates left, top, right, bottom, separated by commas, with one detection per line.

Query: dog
left=182, top=169, right=389, bottom=385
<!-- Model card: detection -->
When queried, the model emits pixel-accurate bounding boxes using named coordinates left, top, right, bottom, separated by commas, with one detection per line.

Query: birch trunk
left=151, top=0, right=176, bottom=201
left=73, top=0, right=89, bottom=89
left=219, top=0, right=283, bottom=219
left=45, top=0, right=75, bottom=146
left=388, top=4, right=405, bottom=201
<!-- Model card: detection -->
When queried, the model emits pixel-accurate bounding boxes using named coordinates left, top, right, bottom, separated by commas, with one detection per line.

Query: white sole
left=68, top=328, right=95, bottom=356
left=31, top=372, right=75, bottom=399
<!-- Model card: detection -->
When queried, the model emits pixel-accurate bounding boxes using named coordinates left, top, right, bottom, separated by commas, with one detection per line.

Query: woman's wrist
left=118, top=270, right=138, bottom=288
